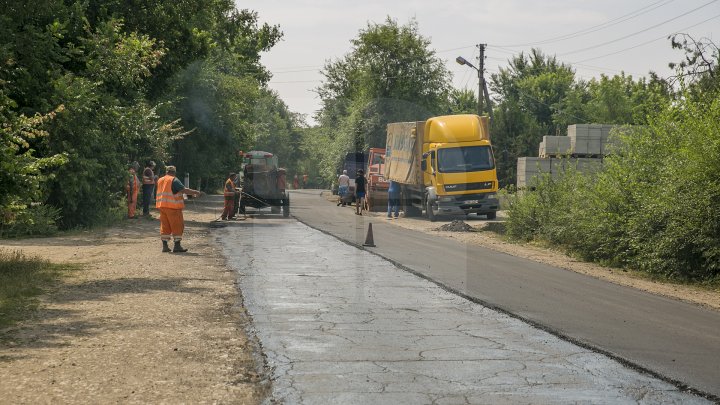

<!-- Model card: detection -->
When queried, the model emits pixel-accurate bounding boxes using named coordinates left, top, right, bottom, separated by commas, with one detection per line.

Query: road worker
left=221, top=172, right=239, bottom=220
left=156, top=165, right=202, bottom=253
left=125, top=162, right=140, bottom=219
left=141, top=160, right=156, bottom=217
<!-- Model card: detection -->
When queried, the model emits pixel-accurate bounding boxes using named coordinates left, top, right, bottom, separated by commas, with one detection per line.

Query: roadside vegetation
left=504, top=37, right=719, bottom=283
left=1, top=0, right=301, bottom=235
left=0, top=250, right=71, bottom=329
left=3, top=2, right=718, bottom=283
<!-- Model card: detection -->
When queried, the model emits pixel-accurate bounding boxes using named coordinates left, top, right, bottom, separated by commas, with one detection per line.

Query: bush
left=0, top=203, right=60, bottom=238
left=506, top=93, right=720, bottom=282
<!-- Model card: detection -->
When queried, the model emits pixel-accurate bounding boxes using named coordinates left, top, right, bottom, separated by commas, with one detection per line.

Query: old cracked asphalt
left=218, top=203, right=710, bottom=404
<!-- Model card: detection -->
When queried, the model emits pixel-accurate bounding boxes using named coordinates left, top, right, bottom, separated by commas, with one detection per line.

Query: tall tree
left=489, top=49, right=575, bottom=187
left=315, top=17, right=451, bottom=183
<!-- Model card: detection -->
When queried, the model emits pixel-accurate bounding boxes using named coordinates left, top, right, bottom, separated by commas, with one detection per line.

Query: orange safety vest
left=156, top=175, right=184, bottom=209
left=224, top=178, right=236, bottom=197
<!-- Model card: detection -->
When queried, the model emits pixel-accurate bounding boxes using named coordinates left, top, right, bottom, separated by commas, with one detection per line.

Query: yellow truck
left=384, top=114, right=499, bottom=221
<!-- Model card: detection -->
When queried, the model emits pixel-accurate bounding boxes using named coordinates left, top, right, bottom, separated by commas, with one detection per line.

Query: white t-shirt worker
left=338, top=170, right=350, bottom=188
left=337, top=170, right=350, bottom=206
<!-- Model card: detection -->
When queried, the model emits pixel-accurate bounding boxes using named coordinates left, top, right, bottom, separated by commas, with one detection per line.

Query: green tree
left=251, top=89, right=306, bottom=175
left=0, top=96, right=67, bottom=236
left=489, top=49, right=575, bottom=187
left=314, top=17, right=452, bottom=183
left=669, top=34, right=719, bottom=98
left=446, top=88, right=478, bottom=115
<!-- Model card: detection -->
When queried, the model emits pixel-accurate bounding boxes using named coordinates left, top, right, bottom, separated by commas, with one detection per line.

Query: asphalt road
left=287, top=189, right=720, bottom=399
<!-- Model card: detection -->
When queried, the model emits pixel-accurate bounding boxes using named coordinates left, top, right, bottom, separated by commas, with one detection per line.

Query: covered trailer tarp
left=384, top=121, right=424, bottom=186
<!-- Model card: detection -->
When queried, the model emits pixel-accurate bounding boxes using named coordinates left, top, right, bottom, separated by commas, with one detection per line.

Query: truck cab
left=422, top=134, right=498, bottom=220
left=385, top=114, right=499, bottom=220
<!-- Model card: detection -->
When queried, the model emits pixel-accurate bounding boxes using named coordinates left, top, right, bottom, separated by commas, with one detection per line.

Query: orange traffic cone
left=363, top=223, right=376, bottom=247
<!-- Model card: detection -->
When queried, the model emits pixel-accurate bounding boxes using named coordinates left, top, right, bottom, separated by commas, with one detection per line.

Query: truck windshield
left=437, top=146, right=494, bottom=173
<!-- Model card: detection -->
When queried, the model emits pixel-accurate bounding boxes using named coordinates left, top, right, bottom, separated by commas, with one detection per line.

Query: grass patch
left=0, top=250, right=71, bottom=329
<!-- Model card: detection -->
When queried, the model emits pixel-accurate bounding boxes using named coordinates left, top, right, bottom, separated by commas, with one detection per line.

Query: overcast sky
left=236, top=0, right=719, bottom=124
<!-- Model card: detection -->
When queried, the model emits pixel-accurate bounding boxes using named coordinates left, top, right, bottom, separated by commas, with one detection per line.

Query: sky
left=236, top=0, right=719, bottom=125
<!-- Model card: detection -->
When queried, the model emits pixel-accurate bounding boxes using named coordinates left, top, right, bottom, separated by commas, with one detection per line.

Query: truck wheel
left=239, top=200, right=246, bottom=214
left=283, top=197, right=290, bottom=217
left=426, top=199, right=437, bottom=222
left=486, top=211, right=497, bottom=220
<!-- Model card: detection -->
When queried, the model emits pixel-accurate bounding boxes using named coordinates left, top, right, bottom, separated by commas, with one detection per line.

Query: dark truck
left=334, top=151, right=367, bottom=203
left=239, top=151, right=289, bottom=217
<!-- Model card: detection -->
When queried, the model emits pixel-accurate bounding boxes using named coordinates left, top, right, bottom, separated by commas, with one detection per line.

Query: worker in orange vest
left=125, top=162, right=140, bottom=219
left=156, top=165, right=202, bottom=253
left=221, top=172, right=239, bottom=220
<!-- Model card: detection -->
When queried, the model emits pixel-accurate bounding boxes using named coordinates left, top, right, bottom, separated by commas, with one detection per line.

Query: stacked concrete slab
left=517, top=124, right=620, bottom=189
left=568, top=124, right=621, bottom=156
left=539, top=136, right=572, bottom=157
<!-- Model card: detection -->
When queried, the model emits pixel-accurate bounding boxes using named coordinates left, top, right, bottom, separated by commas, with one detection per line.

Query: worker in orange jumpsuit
left=221, top=173, right=239, bottom=220
left=125, top=162, right=140, bottom=219
left=156, top=165, right=202, bottom=253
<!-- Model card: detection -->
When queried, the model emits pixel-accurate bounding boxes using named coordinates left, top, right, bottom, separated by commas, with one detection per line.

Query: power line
left=496, top=0, right=675, bottom=47
left=487, top=45, right=636, bottom=76
left=573, top=12, right=720, bottom=63
left=559, top=0, right=719, bottom=56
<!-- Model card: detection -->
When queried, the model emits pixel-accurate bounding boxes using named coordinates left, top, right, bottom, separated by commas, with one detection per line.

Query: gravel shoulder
left=0, top=196, right=266, bottom=404
left=326, top=192, right=720, bottom=311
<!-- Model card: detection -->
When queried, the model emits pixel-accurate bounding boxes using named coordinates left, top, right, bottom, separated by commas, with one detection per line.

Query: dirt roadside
left=327, top=192, right=720, bottom=311
left=0, top=196, right=266, bottom=404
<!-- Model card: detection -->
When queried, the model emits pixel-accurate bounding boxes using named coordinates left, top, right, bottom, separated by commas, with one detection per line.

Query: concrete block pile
left=517, top=124, right=620, bottom=189
left=539, top=136, right=572, bottom=157
left=568, top=124, right=620, bottom=156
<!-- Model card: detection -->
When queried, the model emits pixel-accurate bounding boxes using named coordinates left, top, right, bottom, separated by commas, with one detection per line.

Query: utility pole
left=477, top=44, right=485, bottom=117
left=456, top=45, right=493, bottom=121
left=477, top=44, right=493, bottom=122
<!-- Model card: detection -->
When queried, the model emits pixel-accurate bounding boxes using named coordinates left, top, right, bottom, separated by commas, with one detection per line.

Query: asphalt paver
left=219, top=217, right=708, bottom=404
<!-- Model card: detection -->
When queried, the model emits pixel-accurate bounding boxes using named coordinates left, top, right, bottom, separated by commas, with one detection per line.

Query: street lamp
left=456, top=47, right=492, bottom=121
left=456, top=56, right=483, bottom=117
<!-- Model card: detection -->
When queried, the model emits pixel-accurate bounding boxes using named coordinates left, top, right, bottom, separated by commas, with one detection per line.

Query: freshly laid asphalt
left=286, top=190, right=720, bottom=399
left=217, top=192, right=715, bottom=403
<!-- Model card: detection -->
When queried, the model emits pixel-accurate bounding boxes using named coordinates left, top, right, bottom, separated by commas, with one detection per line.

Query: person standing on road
left=126, top=162, right=140, bottom=219
left=221, top=173, right=239, bottom=220
left=337, top=170, right=350, bottom=206
left=141, top=160, right=156, bottom=217
left=293, top=174, right=299, bottom=190
left=387, top=180, right=400, bottom=219
left=156, top=165, right=202, bottom=253
left=355, top=169, right=367, bottom=216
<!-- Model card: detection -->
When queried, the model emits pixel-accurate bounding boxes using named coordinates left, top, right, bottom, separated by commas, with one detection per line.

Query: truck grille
left=444, top=182, right=494, bottom=192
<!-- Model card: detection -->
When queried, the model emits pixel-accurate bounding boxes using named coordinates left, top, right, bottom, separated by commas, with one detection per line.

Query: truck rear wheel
left=426, top=199, right=437, bottom=222
left=282, top=196, right=290, bottom=217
